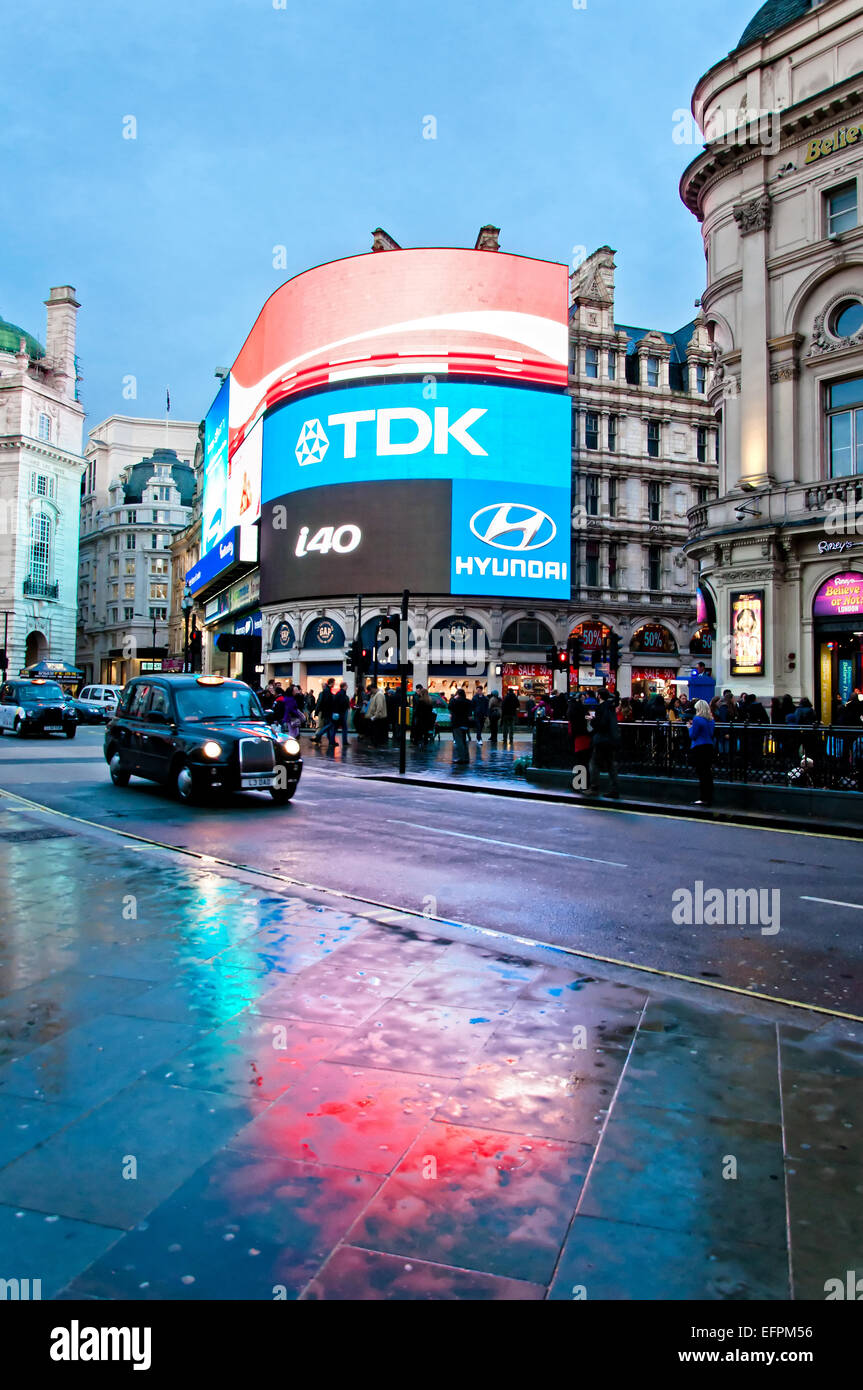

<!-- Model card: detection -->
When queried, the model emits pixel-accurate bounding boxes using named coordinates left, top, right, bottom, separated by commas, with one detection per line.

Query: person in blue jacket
left=687, top=698, right=715, bottom=806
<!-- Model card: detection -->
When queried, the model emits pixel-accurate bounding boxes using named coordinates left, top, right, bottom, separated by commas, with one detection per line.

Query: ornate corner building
left=0, top=288, right=85, bottom=677
left=681, top=0, right=863, bottom=715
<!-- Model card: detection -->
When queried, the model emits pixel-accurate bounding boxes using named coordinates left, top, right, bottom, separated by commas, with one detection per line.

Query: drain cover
left=0, top=828, right=73, bottom=842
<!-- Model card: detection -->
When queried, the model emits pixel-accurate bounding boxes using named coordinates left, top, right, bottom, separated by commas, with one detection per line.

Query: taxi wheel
left=109, top=753, right=130, bottom=787
left=269, top=786, right=296, bottom=805
left=65, top=725, right=76, bottom=739
left=175, top=761, right=201, bottom=805
left=13, top=717, right=25, bottom=738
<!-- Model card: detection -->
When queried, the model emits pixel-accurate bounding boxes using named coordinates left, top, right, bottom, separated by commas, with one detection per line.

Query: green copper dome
left=0, top=315, right=45, bottom=359
left=737, top=0, right=814, bottom=51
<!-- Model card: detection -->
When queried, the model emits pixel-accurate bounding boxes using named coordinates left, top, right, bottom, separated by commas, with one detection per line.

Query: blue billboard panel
left=202, top=378, right=230, bottom=555
left=262, top=380, right=571, bottom=501
left=450, top=479, right=570, bottom=599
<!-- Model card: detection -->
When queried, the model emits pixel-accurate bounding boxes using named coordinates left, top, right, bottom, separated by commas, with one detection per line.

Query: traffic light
left=346, top=643, right=355, bottom=672
left=569, top=637, right=582, bottom=668
left=554, top=647, right=568, bottom=669
left=546, top=645, right=557, bottom=666
left=346, top=639, right=364, bottom=672
left=607, top=633, right=619, bottom=666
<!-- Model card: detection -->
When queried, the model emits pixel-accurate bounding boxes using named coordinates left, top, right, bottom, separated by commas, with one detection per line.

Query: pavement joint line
left=2, top=785, right=861, bottom=1026
left=386, top=817, right=628, bottom=867
left=800, top=895, right=863, bottom=910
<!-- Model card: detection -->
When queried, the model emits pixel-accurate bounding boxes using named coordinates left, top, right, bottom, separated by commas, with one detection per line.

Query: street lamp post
left=181, top=583, right=194, bottom=672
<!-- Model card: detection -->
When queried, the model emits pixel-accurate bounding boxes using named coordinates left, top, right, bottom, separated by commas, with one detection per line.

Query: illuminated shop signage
left=813, top=571, right=863, bottom=619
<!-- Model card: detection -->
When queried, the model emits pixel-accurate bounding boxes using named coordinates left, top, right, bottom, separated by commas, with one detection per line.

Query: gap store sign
left=261, top=380, right=571, bottom=600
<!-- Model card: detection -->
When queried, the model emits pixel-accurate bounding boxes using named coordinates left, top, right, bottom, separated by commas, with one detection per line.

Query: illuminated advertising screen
left=730, top=590, right=764, bottom=677
left=813, top=571, right=863, bottom=618
left=202, top=379, right=230, bottom=556
left=226, top=416, right=262, bottom=530
left=259, top=379, right=570, bottom=601
left=228, top=249, right=568, bottom=452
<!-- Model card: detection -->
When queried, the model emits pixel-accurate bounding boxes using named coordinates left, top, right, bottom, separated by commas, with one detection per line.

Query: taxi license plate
left=241, top=775, right=274, bottom=789
left=45, top=725, right=63, bottom=732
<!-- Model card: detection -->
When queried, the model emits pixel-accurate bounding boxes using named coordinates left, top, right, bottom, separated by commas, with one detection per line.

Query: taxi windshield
left=175, top=684, right=264, bottom=722
left=18, top=682, right=63, bottom=703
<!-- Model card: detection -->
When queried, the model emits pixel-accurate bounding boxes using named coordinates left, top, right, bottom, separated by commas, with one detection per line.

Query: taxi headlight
left=281, top=737, right=301, bottom=756
left=202, top=740, right=223, bottom=759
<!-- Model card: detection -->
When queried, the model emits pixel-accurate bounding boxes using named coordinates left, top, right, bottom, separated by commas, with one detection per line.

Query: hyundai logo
left=469, top=503, right=556, bottom=551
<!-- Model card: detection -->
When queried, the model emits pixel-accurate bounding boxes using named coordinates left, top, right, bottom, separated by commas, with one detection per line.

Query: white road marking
left=386, top=818, right=627, bottom=867
left=801, top=895, right=863, bottom=911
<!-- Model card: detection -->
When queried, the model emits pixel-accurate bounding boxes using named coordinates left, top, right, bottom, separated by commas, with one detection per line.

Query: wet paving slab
left=0, top=818, right=861, bottom=1300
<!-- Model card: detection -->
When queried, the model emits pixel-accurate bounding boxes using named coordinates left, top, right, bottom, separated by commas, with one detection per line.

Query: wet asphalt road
left=1, top=727, right=861, bottom=1016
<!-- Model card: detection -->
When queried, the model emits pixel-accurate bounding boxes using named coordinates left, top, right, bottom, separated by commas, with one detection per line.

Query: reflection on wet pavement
left=0, top=810, right=860, bottom=1300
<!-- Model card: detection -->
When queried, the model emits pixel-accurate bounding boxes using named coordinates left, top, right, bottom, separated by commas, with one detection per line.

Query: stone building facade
left=681, top=0, right=863, bottom=715
left=76, top=416, right=198, bottom=685
left=0, top=287, right=86, bottom=678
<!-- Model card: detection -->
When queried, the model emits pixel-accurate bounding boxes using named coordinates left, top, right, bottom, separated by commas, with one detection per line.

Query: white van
left=79, top=684, right=124, bottom=716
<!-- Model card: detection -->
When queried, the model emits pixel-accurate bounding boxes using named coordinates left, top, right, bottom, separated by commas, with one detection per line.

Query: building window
left=124, top=607, right=134, bottom=621
left=110, top=608, right=118, bottom=624
left=31, top=473, right=52, bottom=497
left=29, top=513, right=52, bottom=586
left=827, top=376, right=863, bottom=476
left=37, top=413, right=51, bottom=441
left=126, top=510, right=136, bottom=525
left=697, top=427, right=708, bottom=463
left=646, top=356, right=660, bottom=388
left=150, top=557, right=169, bottom=575
left=568, top=346, right=577, bottom=377
left=125, top=534, right=136, bottom=550
left=826, top=181, right=857, bottom=238
left=125, top=557, right=136, bottom=575
left=608, top=416, right=617, bottom=452
left=608, top=542, right=618, bottom=589
left=571, top=410, right=578, bottom=448
left=648, top=546, right=662, bottom=592
left=647, top=420, right=661, bottom=458
left=586, top=475, right=600, bottom=515
left=585, top=347, right=599, bottom=378
left=585, top=540, right=600, bottom=587
left=648, top=481, right=662, bottom=521
left=585, top=412, right=599, bottom=450
left=695, top=363, right=706, bottom=394
left=607, top=351, right=617, bottom=381
left=149, top=583, right=168, bottom=602
left=608, top=476, right=617, bottom=518
left=829, top=299, right=863, bottom=339
left=151, top=534, right=158, bottom=549
left=697, top=485, right=711, bottom=505
left=124, top=582, right=136, bottom=599
left=149, top=606, right=167, bottom=621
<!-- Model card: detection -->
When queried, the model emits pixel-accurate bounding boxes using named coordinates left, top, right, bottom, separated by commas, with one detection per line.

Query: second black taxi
left=104, top=674, right=302, bottom=805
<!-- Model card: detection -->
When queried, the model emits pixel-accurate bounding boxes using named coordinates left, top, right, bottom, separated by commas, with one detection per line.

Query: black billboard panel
left=260, top=478, right=452, bottom=603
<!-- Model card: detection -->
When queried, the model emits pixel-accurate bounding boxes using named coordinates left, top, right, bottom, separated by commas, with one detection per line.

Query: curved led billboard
left=198, top=246, right=571, bottom=604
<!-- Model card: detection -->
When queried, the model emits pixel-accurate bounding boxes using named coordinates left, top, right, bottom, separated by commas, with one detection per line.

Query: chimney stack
left=475, top=225, right=500, bottom=251
left=371, top=228, right=401, bottom=252
left=44, top=285, right=80, bottom=399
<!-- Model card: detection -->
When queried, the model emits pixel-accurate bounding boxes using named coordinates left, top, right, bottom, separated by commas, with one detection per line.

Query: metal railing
left=534, top=719, right=863, bottom=793
left=23, top=577, right=59, bottom=599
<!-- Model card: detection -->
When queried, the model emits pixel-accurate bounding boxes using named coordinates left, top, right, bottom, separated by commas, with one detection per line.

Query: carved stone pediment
left=733, top=195, right=772, bottom=236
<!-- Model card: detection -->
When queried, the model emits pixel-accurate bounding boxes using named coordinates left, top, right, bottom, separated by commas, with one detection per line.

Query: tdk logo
left=470, top=503, right=556, bottom=551
left=296, top=407, right=487, bottom=463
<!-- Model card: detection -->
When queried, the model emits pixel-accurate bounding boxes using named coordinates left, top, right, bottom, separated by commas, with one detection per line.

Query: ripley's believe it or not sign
left=813, top=571, right=863, bottom=618
left=192, top=249, right=572, bottom=604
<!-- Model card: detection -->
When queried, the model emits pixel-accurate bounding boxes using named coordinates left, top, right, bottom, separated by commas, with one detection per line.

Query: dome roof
left=736, top=0, right=814, bottom=51
left=0, top=315, right=44, bottom=359
left=122, top=448, right=196, bottom=507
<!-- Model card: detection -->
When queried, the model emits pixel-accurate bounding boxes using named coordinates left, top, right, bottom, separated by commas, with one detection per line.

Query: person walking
left=449, top=687, right=471, bottom=764
left=471, top=685, right=489, bottom=746
left=281, top=686, right=301, bottom=737
left=567, top=691, right=591, bottom=782
left=332, top=681, right=351, bottom=747
left=487, top=691, right=502, bottom=745
left=367, top=682, right=388, bottom=746
left=687, top=698, right=715, bottom=806
left=584, top=688, right=621, bottom=799
left=313, top=678, right=337, bottom=747
left=501, top=687, right=518, bottom=748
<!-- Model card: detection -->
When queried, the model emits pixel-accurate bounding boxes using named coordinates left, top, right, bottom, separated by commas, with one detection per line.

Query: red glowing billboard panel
left=227, top=249, right=569, bottom=453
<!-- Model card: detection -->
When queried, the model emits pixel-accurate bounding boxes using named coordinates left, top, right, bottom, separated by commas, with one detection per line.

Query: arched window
left=501, top=619, right=553, bottom=649
left=29, top=513, right=52, bottom=587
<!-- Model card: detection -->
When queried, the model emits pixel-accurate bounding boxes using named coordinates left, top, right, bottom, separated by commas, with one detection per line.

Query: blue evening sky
left=2, top=0, right=758, bottom=431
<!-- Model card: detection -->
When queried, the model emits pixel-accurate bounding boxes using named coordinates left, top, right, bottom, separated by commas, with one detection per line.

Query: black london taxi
left=0, top=679, right=77, bottom=738
left=104, top=674, right=302, bottom=805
